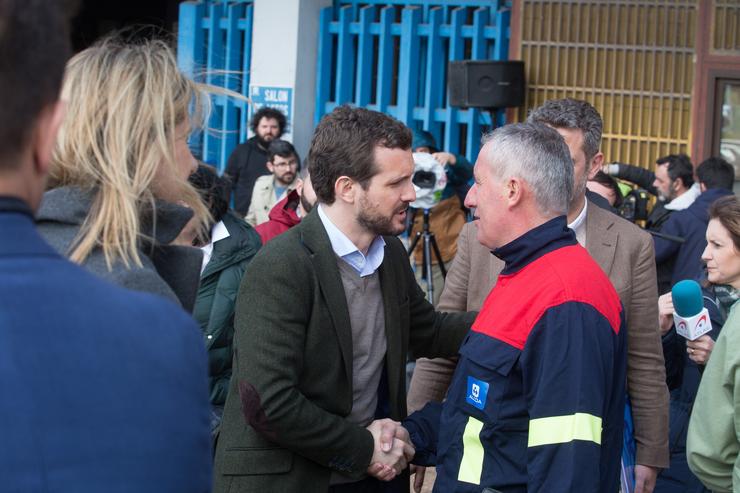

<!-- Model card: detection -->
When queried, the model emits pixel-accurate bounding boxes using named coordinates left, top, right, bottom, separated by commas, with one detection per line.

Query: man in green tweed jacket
left=214, top=106, right=475, bottom=493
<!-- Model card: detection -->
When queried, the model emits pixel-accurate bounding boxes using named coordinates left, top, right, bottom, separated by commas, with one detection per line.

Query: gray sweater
left=36, top=186, right=203, bottom=312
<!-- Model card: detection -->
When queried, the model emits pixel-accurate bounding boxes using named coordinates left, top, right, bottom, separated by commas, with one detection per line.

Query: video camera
left=410, top=152, right=447, bottom=210
left=618, top=188, right=650, bottom=223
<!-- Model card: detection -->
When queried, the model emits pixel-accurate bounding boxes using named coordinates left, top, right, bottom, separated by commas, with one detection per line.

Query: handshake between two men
left=365, top=419, right=424, bottom=490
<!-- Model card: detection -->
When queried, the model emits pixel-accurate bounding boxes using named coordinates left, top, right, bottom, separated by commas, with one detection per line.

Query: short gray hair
left=527, top=98, right=602, bottom=162
left=482, top=122, right=573, bottom=216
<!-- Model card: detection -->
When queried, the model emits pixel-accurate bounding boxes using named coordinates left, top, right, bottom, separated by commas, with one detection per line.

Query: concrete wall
left=250, top=0, right=332, bottom=160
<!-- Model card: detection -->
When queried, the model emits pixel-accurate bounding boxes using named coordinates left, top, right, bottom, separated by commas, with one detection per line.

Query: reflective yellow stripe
left=457, top=416, right=485, bottom=485
left=528, top=413, right=602, bottom=447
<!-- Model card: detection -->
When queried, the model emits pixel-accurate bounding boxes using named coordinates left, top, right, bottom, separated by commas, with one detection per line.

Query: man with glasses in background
left=245, top=139, right=301, bottom=226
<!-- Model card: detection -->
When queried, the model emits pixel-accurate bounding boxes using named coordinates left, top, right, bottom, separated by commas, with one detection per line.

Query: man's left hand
left=634, top=464, right=659, bottom=493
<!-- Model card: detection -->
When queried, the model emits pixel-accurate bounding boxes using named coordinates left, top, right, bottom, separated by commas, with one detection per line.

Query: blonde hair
left=51, top=37, right=212, bottom=269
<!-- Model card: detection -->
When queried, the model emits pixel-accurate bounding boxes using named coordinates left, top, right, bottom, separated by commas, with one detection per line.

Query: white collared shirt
left=317, top=204, right=386, bottom=277
left=568, top=198, right=588, bottom=247
left=200, top=220, right=231, bottom=273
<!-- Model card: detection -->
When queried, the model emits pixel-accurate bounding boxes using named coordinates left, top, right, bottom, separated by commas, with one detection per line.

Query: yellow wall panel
left=518, top=0, right=697, bottom=168
left=714, top=1, right=740, bottom=52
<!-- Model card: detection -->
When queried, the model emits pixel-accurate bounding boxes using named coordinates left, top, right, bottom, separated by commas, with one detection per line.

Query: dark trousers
left=328, top=473, right=407, bottom=493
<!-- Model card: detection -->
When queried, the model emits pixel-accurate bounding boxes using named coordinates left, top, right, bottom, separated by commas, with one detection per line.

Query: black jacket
left=648, top=201, right=676, bottom=295
left=225, top=137, right=270, bottom=215
left=654, top=188, right=734, bottom=288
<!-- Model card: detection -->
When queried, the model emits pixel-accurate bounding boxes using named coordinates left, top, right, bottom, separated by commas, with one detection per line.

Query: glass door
left=714, top=79, right=740, bottom=182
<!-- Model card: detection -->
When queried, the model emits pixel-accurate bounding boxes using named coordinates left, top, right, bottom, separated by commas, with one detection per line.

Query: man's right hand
left=366, top=419, right=415, bottom=481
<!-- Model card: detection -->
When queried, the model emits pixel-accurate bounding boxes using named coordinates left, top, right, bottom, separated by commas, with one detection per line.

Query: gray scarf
left=714, top=284, right=740, bottom=321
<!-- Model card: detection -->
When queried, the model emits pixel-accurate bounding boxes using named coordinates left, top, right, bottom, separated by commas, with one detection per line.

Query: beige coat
left=245, top=174, right=298, bottom=226
left=408, top=200, right=670, bottom=468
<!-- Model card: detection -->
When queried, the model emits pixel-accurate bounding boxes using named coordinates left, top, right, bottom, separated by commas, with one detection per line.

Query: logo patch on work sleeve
left=466, top=376, right=489, bottom=410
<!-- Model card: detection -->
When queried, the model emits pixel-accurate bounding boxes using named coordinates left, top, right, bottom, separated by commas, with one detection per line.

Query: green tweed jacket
left=213, top=209, right=474, bottom=493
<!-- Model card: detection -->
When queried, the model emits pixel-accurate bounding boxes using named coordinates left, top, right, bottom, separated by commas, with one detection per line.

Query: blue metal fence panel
left=375, top=6, right=395, bottom=114
left=444, top=7, right=465, bottom=155
left=397, top=8, right=421, bottom=124
left=336, top=5, right=357, bottom=106
left=356, top=6, right=375, bottom=108
left=316, top=1, right=511, bottom=163
left=423, top=8, right=443, bottom=140
left=177, top=1, right=253, bottom=173
left=464, top=7, right=487, bottom=157
left=315, top=7, right=334, bottom=127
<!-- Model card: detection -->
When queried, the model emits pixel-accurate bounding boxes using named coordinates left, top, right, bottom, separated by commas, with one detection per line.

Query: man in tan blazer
left=408, top=99, right=669, bottom=493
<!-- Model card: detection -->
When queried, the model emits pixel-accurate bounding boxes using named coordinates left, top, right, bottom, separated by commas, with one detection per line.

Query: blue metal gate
left=316, top=0, right=511, bottom=163
left=177, top=0, right=512, bottom=170
left=177, top=1, right=254, bottom=172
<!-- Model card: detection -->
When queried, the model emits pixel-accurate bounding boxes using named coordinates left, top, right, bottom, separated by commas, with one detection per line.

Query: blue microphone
left=671, top=280, right=712, bottom=340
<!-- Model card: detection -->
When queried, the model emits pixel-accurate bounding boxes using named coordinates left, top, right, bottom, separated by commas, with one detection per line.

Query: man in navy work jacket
left=0, top=2, right=212, bottom=491
left=403, top=122, right=627, bottom=492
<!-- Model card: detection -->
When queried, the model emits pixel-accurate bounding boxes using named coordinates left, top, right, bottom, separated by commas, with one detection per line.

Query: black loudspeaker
left=448, top=60, right=525, bottom=109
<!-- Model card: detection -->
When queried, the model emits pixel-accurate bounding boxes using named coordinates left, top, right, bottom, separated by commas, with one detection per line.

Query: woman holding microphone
left=686, top=195, right=740, bottom=493
left=655, top=195, right=740, bottom=492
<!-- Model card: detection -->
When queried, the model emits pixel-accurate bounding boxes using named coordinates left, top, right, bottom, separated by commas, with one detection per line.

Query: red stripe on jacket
left=472, top=244, right=623, bottom=350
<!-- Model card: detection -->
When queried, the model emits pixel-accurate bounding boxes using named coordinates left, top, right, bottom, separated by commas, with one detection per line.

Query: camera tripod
left=407, top=208, right=447, bottom=304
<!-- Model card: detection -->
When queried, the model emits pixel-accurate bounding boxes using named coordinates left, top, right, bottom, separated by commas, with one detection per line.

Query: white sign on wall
left=248, top=85, right=293, bottom=140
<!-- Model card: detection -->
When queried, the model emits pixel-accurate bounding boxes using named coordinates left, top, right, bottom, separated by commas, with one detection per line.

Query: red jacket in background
left=254, top=190, right=301, bottom=244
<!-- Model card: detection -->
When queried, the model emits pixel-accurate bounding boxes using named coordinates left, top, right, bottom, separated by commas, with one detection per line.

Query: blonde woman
left=36, top=36, right=211, bottom=311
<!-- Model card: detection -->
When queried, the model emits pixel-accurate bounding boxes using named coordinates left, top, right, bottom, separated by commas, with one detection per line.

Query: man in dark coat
left=213, top=106, right=475, bottom=493
left=0, top=2, right=212, bottom=490
left=225, top=107, right=286, bottom=215
left=654, top=157, right=735, bottom=287
left=649, top=154, right=698, bottom=294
